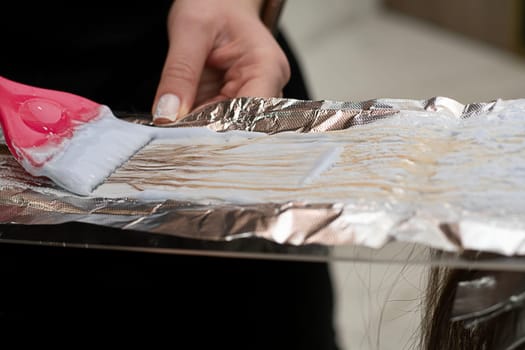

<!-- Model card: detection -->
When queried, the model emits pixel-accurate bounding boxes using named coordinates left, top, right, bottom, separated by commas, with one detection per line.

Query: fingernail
left=153, top=94, right=180, bottom=124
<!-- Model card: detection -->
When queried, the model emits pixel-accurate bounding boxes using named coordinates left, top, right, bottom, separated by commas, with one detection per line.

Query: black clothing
left=0, top=4, right=338, bottom=349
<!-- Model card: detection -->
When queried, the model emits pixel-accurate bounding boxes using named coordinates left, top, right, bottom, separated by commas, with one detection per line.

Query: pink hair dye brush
left=0, top=75, right=156, bottom=195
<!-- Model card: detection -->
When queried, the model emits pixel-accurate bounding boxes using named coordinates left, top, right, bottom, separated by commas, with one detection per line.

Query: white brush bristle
left=35, top=107, right=152, bottom=195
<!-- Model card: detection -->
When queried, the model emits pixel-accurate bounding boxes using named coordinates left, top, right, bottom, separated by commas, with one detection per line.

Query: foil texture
left=1, top=96, right=525, bottom=256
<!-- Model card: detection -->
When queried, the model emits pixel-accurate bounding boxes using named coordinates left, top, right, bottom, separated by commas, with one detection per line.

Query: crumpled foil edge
left=3, top=96, right=525, bottom=257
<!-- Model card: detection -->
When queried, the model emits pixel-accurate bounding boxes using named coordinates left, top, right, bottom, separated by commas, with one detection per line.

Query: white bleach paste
left=88, top=99, right=525, bottom=225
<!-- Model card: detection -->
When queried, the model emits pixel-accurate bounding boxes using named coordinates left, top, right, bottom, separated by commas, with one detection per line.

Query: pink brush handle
left=0, top=76, right=101, bottom=166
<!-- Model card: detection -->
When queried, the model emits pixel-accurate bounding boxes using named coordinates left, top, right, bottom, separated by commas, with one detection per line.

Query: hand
left=152, top=0, right=290, bottom=124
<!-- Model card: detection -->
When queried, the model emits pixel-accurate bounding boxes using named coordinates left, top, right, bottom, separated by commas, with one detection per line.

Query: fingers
left=152, top=0, right=290, bottom=125
left=236, top=67, right=288, bottom=98
left=232, top=49, right=291, bottom=98
left=193, top=67, right=224, bottom=107
left=153, top=12, right=215, bottom=124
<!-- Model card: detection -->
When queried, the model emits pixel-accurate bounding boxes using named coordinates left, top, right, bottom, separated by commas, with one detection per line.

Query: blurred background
left=279, top=1, right=525, bottom=349
left=281, top=0, right=525, bottom=103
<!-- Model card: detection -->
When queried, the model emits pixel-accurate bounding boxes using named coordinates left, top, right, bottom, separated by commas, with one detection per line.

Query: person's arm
left=152, top=0, right=290, bottom=124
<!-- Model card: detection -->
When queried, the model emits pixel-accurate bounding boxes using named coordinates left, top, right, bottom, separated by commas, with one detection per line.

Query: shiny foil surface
left=1, top=96, right=524, bottom=256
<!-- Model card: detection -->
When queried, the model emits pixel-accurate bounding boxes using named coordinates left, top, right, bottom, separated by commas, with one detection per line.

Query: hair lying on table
left=421, top=251, right=525, bottom=350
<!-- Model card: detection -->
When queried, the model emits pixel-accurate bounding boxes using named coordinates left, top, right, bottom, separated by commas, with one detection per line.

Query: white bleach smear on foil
left=19, top=106, right=264, bottom=196
left=3, top=97, right=525, bottom=254
left=94, top=99, right=525, bottom=217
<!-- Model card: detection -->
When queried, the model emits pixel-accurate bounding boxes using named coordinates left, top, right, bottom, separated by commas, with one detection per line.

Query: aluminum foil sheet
left=1, top=96, right=524, bottom=256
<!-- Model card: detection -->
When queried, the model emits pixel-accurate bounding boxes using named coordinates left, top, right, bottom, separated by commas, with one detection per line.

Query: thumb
left=153, top=23, right=213, bottom=124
